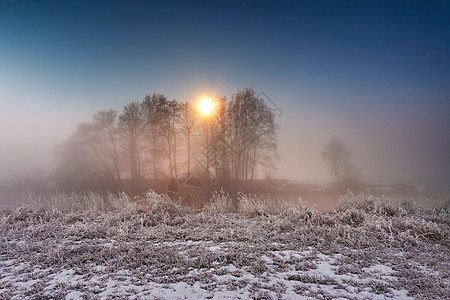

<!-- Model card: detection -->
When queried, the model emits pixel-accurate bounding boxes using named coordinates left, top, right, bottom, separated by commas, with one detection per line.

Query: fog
left=0, top=103, right=85, bottom=180
left=1, top=0, right=448, bottom=186
left=0, top=92, right=448, bottom=185
left=278, top=100, right=449, bottom=184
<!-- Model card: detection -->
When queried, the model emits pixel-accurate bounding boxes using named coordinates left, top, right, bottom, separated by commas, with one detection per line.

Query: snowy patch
left=0, top=244, right=413, bottom=299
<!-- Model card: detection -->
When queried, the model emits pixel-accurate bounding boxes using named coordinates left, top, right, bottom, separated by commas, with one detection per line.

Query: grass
left=0, top=189, right=449, bottom=299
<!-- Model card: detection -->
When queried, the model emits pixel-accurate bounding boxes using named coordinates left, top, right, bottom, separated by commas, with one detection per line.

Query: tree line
left=54, top=88, right=279, bottom=188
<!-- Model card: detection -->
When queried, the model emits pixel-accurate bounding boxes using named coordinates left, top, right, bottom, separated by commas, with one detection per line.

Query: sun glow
left=198, top=97, right=215, bottom=117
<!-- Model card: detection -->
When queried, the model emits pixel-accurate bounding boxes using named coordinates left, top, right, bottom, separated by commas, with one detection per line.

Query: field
left=0, top=189, right=449, bottom=299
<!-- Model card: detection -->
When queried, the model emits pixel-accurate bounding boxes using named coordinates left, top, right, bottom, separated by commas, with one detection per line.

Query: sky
left=0, top=0, right=449, bottom=183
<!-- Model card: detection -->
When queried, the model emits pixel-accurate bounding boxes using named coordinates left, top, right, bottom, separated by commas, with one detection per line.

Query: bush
left=337, top=189, right=416, bottom=217
left=21, top=190, right=128, bottom=213
left=203, top=189, right=235, bottom=213
left=437, top=183, right=449, bottom=213
left=237, top=193, right=272, bottom=217
left=140, top=190, right=187, bottom=216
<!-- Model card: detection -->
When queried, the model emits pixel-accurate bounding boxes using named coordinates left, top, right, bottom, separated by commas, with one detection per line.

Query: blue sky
left=1, top=0, right=449, bottom=182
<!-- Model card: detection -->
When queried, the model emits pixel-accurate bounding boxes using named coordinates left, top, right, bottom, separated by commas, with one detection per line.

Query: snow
left=0, top=244, right=414, bottom=299
left=364, top=264, right=395, bottom=275
left=12, top=278, right=39, bottom=290
left=65, top=290, right=84, bottom=300
left=207, top=245, right=222, bottom=252
left=260, top=255, right=274, bottom=265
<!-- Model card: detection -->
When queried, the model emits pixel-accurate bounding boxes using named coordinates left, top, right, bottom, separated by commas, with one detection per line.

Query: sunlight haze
left=0, top=0, right=448, bottom=184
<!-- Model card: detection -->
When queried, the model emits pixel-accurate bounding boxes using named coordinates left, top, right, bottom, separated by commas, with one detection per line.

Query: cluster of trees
left=54, top=88, right=279, bottom=188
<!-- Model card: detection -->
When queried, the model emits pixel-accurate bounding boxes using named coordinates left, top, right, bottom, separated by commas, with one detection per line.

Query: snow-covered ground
left=0, top=240, right=415, bottom=299
left=0, top=191, right=448, bottom=299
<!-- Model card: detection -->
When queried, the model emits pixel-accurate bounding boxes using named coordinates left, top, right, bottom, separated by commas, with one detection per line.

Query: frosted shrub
left=237, top=193, right=271, bottom=217
left=337, top=189, right=415, bottom=217
left=278, top=197, right=319, bottom=221
left=289, top=197, right=312, bottom=213
left=436, top=183, right=449, bottom=213
left=69, top=191, right=114, bottom=212
left=106, top=191, right=134, bottom=211
left=398, top=198, right=417, bottom=215
left=276, top=197, right=294, bottom=213
left=141, top=189, right=186, bottom=216
left=23, top=190, right=118, bottom=213
left=20, top=189, right=187, bottom=216
left=203, top=189, right=235, bottom=213
left=336, top=208, right=366, bottom=226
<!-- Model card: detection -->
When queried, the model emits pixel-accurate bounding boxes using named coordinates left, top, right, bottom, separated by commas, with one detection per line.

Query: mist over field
left=0, top=1, right=449, bottom=299
left=1, top=95, right=449, bottom=184
left=1, top=1, right=449, bottom=186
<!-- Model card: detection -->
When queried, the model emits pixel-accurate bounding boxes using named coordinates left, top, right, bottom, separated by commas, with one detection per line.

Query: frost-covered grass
left=0, top=190, right=449, bottom=299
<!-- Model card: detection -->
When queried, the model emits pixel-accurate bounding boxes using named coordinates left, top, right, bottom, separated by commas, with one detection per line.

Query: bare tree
left=227, top=88, right=278, bottom=183
left=92, top=110, right=122, bottom=180
left=197, top=96, right=228, bottom=178
left=119, top=101, right=146, bottom=184
left=197, top=89, right=279, bottom=183
left=53, top=110, right=123, bottom=186
left=55, top=88, right=280, bottom=188
left=168, top=100, right=181, bottom=179
left=75, top=122, right=111, bottom=175
left=322, top=137, right=352, bottom=183
left=178, top=101, right=198, bottom=175
left=53, top=131, right=103, bottom=185
left=58, top=110, right=123, bottom=181
left=156, top=99, right=179, bottom=178
left=213, top=96, right=229, bottom=179
left=142, top=94, right=167, bottom=179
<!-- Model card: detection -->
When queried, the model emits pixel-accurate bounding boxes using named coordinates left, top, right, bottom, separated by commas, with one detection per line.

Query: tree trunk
left=152, top=136, right=158, bottom=179
left=172, top=120, right=178, bottom=179
left=187, top=129, right=191, bottom=175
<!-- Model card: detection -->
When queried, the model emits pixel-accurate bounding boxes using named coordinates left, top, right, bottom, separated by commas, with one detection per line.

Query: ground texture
left=0, top=192, right=449, bottom=299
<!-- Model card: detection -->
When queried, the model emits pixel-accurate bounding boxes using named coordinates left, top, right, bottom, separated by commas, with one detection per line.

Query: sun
left=198, top=97, right=215, bottom=117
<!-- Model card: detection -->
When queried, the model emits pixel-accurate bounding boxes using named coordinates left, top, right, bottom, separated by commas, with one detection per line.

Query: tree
left=92, top=110, right=122, bottom=180
left=56, top=110, right=123, bottom=182
left=167, top=100, right=181, bottom=178
left=55, top=88, right=281, bottom=189
left=157, top=99, right=180, bottom=178
left=322, top=137, right=353, bottom=183
left=53, top=132, right=102, bottom=185
left=178, top=101, right=199, bottom=175
left=142, top=94, right=167, bottom=179
left=212, top=96, right=229, bottom=179
left=227, top=88, right=278, bottom=183
left=119, top=101, right=146, bottom=184
left=197, top=89, right=279, bottom=183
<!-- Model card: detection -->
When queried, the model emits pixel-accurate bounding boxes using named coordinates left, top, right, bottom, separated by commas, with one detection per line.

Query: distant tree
left=191, top=89, right=279, bottom=183
left=212, top=96, right=230, bottom=179
left=322, top=137, right=353, bottom=183
left=158, top=99, right=180, bottom=178
left=168, top=100, right=181, bottom=178
left=53, top=133, right=101, bottom=185
left=119, top=101, right=146, bottom=184
left=142, top=94, right=168, bottom=179
left=227, top=88, right=279, bottom=183
left=53, top=110, right=122, bottom=186
left=178, top=101, right=199, bottom=175
left=92, top=110, right=122, bottom=180
left=75, top=122, right=111, bottom=175
left=65, top=111, right=122, bottom=179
